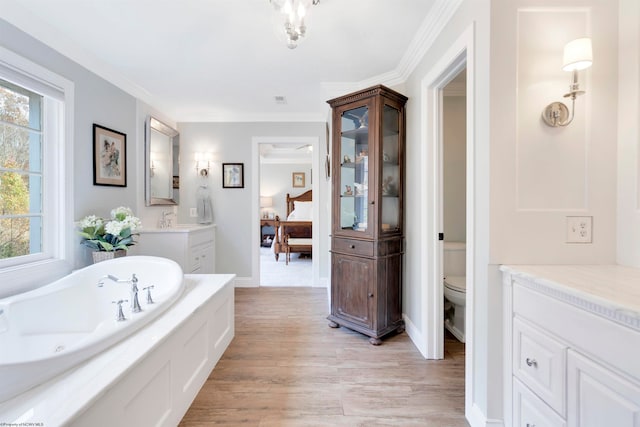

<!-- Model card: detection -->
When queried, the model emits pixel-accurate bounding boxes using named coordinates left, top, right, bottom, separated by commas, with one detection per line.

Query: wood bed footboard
left=273, top=219, right=312, bottom=261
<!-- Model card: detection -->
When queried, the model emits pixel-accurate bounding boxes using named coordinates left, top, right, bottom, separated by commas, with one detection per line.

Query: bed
left=272, top=190, right=312, bottom=262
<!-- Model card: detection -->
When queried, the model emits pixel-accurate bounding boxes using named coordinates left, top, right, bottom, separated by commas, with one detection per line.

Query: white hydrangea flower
left=121, top=215, right=142, bottom=231
left=111, top=206, right=134, bottom=221
left=80, top=215, right=103, bottom=229
left=105, top=220, right=125, bottom=236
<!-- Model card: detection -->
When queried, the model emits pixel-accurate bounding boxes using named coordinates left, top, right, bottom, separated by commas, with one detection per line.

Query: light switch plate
left=566, top=216, right=592, bottom=243
left=189, top=207, right=197, bottom=217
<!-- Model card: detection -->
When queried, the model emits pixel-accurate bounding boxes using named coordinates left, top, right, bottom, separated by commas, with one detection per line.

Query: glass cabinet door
left=339, top=105, right=369, bottom=233
left=380, top=104, right=400, bottom=233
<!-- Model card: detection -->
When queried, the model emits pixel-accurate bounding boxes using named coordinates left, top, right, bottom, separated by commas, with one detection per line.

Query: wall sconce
left=195, top=152, right=212, bottom=177
left=542, top=37, right=593, bottom=127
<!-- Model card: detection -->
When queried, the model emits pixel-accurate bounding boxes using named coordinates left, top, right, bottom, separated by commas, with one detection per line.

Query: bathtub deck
left=0, top=274, right=235, bottom=426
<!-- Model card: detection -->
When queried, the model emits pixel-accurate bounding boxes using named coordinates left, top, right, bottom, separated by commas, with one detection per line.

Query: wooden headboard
left=286, top=190, right=312, bottom=217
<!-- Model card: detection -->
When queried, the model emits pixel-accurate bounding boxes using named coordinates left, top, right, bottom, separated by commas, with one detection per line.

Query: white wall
left=260, top=162, right=312, bottom=219
left=490, top=0, right=618, bottom=266
left=617, top=0, right=640, bottom=267
left=177, top=122, right=329, bottom=283
left=444, top=95, right=467, bottom=243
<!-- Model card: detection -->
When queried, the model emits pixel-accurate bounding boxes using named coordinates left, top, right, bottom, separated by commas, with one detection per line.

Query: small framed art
left=222, top=163, right=244, bottom=188
left=292, top=172, right=305, bottom=188
left=93, top=123, right=127, bottom=187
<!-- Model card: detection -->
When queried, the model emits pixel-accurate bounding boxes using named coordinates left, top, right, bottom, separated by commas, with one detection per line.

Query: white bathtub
left=0, top=255, right=184, bottom=403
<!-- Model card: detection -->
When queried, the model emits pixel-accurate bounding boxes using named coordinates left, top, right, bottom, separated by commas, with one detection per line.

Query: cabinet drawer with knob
left=514, top=377, right=566, bottom=427
left=332, top=238, right=374, bottom=257
left=513, top=316, right=567, bottom=416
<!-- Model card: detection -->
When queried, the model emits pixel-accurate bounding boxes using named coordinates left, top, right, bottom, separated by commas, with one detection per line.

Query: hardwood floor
left=180, top=287, right=468, bottom=427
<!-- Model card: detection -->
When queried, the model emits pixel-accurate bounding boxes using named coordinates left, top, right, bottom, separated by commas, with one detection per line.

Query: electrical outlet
left=566, top=216, right=592, bottom=243
left=190, top=208, right=197, bottom=217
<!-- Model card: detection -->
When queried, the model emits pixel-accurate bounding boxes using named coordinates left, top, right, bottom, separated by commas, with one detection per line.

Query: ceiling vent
left=274, top=96, right=287, bottom=105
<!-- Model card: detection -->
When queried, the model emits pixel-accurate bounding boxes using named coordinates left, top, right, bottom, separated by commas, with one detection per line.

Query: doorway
left=417, top=25, right=476, bottom=417
left=251, top=137, right=320, bottom=287
left=441, top=69, right=467, bottom=355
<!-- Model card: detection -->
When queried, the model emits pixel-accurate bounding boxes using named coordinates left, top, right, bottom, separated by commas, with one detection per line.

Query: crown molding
left=335, top=0, right=464, bottom=91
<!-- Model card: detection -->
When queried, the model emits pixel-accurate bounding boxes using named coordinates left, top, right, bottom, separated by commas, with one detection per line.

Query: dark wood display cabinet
left=326, top=85, right=408, bottom=345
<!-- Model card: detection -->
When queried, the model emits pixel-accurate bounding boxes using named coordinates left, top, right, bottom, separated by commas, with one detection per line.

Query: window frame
left=0, top=46, right=74, bottom=298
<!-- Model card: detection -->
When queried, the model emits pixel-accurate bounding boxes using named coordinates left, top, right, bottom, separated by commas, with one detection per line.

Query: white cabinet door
left=568, top=350, right=640, bottom=427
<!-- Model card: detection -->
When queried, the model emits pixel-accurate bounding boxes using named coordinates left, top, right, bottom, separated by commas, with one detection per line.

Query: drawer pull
left=350, top=245, right=355, bottom=249
left=526, top=424, right=536, bottom=427
left=368, top=293, right=374, bottom=298
left=525, top=358, right=538, bottom=368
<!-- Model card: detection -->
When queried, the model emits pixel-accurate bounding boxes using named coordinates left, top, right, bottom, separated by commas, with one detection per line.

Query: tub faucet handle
left=143, top=285, right=155, bottom=304
left=112, top=299, right=129, bottom=322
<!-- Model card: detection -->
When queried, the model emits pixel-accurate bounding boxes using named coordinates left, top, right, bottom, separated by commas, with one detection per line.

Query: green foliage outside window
left=0, top=82, right=38, bottom=259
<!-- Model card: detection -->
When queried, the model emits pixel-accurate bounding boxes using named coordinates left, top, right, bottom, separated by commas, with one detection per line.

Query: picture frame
left=93, top=123, right=127, bottom=187
left=222, top=163, right=244, bottom=188
left=292, top=172, right=305, bottom=188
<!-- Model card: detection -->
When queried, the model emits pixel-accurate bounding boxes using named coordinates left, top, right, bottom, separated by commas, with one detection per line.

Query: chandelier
left=269, top=0, right=320, bottom=49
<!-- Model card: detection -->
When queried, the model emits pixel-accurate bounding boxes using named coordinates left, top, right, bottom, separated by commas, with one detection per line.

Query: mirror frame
left=145, top=116, right=180, bottom=206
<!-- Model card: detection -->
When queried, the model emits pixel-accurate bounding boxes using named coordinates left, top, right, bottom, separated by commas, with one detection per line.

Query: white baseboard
left=467, top=403, right=504, bottom=427
left=403, top=313, right=428, bottom=359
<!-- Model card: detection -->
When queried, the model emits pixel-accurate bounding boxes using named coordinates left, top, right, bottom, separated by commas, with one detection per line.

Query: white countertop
left=501, top=264, right=640, bottom=329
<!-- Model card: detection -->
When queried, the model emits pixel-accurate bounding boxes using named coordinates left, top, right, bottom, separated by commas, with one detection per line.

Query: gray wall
left=177, top=122, right=329, bottom=282
left=0, top=19, right=140, bottom=271
left=260, top=162, right=312, bottom=219
left=443, top=95, right=466, bottom=243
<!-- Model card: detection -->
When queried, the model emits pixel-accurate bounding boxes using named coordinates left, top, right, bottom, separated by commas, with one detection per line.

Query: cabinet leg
left=328, top=321, right=340, bottom=328
left=369, top=337, right=382, bottom=346
left=396, top=324, right=405, bottom=334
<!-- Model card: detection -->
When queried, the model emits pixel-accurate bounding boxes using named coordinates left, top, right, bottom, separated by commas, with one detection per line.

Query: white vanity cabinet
left=502, top=265, right=640, bottom=427
left=137, top=224, right=216, bottom=274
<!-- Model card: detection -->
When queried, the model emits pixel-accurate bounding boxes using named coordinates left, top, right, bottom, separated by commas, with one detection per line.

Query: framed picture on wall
left=292, top=172, right=305, bottom=188
left=93, top=123, right=127, bottom=187
left=222, top=163, right=244, bottom=188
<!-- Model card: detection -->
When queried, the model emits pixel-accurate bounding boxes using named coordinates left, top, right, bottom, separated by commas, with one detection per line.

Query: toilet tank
left=444, top=241, right=466, bottom=276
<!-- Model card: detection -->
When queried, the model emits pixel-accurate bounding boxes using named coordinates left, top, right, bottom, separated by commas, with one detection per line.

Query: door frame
left=418, top=24, right=475, bottom=415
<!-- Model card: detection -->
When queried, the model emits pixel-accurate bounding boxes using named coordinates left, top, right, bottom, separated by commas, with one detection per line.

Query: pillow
left=292, top=201, right=312, bottom=220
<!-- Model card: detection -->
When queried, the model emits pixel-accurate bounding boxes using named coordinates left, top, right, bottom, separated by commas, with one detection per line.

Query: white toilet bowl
left=444, top=276, right=466, bottom=306
left=443, top=242, right=466, bottom=343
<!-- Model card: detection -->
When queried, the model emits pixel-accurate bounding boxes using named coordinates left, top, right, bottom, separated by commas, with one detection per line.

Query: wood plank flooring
left=180, top=287, right=468, bottom=427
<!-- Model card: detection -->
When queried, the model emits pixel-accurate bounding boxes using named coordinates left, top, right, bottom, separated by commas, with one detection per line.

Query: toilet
left=443, top=241, right=466, bottom=342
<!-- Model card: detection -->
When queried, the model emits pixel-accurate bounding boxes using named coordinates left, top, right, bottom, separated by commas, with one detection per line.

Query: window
left=0, top=46, right=74, bottom=296
left=0, top=79, right=44, bottom=260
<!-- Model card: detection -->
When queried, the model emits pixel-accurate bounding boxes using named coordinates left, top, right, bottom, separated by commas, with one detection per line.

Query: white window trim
left=0, top=46, right=74, bottom=298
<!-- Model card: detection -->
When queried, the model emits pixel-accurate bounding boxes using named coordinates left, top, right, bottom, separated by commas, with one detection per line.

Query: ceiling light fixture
left=269, top=0, right=320, bottom=49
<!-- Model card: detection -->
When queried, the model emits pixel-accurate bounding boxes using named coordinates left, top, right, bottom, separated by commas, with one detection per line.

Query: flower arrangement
left=78, top=206, right=142, bottom=252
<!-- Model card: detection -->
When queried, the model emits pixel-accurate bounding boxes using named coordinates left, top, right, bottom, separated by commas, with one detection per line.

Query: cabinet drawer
left=332, top=238, right=374, bottom=257
left=513, top=316, right=567, bottom=416
left=514, top=378, right=566, bottom=427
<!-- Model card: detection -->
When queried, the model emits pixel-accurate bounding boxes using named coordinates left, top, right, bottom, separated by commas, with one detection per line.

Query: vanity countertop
left=138, top=223, right=216, bottom=233
left=501, top=264, right=640, bottom=329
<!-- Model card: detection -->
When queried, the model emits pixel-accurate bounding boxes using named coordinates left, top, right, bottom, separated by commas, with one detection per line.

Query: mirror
left=145, top=116, right=179, bottom=206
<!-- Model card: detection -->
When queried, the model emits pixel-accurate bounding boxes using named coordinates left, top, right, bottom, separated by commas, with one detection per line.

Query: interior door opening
left=441, top=68, right=467, bottom=357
